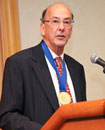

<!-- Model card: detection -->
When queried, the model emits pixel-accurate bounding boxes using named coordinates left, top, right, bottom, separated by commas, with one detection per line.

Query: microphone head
left=90, top=54, right=99, bottom=63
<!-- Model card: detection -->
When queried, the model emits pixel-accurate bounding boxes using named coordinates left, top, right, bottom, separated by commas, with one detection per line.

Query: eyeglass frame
left=40, top=18, right=74, bottom=27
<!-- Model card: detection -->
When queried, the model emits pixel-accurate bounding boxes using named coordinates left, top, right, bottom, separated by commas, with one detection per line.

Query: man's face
left=40, top=4, right=73, bottom=51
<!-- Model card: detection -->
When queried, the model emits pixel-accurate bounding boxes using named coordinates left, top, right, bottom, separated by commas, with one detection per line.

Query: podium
left=41, top=99, right=105, bottom=130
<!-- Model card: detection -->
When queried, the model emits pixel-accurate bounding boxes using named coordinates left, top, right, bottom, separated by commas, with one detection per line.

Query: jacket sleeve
left=0, top=57, right=42, bottom=130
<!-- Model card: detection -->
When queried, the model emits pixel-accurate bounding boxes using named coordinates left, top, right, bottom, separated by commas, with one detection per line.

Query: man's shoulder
left=7, top=43, right=41, bottom=61
left=64, top=54, right=83, bottom=68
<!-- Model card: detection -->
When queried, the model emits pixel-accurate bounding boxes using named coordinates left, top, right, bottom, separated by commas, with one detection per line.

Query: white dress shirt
left=45, top=48, right=76, bottom=105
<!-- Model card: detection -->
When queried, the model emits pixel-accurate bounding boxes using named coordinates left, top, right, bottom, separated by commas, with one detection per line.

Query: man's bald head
left=41, top=3, right=74, bottom=22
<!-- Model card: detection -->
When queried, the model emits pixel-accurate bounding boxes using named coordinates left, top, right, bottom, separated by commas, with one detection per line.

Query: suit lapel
left=64, top=54, right=82, bottom=102
left=31, top=43, right=59, bottom=111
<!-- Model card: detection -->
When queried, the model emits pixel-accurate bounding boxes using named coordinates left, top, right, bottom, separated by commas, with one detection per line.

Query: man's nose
left=58, top=21, right=65, bottom=31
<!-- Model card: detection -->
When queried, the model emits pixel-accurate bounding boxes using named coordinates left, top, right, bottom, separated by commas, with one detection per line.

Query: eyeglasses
left=41, top=19, right=74, bottom=27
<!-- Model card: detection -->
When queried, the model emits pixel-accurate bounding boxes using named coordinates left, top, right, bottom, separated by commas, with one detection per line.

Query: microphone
left=90, top=54, right=105, bottom=73
left=90, top=54, right=105, bottom=67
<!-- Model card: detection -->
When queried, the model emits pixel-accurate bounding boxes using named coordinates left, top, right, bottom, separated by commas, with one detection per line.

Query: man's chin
left=55, top=40, right=67, bottom=47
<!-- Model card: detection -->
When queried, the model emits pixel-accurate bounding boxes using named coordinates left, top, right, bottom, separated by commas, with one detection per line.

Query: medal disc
left=58, top=92, right=71, bottom=105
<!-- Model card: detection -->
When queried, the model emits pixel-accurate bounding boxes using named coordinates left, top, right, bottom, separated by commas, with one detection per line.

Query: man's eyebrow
left=52, top=16, right=60, bottom=19
left=64, top=17, right=71, bottom=20
left=52, top=16, right=71, bottom=20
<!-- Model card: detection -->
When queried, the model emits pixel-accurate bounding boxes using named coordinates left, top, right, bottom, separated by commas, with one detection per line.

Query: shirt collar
left=48, top=48, right=64, bottom=60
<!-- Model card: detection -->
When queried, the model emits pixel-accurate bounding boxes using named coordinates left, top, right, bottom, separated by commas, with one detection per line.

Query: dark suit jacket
left=0, top=42, right=86, bottom=130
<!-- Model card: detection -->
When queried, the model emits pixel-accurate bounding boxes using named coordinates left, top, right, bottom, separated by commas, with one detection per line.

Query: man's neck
left=43, top=40, right=64, bottom=56
left=53, top=47, right=64, bottom=56
left=49, top=47, right=64, bottom=59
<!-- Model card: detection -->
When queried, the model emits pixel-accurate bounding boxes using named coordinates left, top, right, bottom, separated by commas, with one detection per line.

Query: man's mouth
left=56, top=34, right=65, bottom=37
left=56, top=35, right=65, bottom=39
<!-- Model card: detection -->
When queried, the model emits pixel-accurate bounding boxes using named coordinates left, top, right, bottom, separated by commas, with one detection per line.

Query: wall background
left=18, top=0, right=105, bottom=101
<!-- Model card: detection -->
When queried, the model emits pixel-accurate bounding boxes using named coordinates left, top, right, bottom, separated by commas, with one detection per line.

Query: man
left=0, top=3, right=86, bottom=130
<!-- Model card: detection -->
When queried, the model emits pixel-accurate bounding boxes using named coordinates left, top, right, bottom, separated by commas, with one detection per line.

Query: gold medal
left=58, top=92, right=71, bottom=105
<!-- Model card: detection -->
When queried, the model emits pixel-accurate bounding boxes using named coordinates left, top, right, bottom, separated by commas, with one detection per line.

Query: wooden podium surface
left=0, top=99, right=105, bottom=130
left=41, top=99, right=105, bottom=130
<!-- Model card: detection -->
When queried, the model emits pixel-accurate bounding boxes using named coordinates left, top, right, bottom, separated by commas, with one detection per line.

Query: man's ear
left=69, top=26, right=73, bottom=38
left=40, top=23, right=45, bottom=36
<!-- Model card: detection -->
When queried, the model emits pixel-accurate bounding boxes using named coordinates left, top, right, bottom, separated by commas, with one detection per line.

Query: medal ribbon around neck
left=41, top=40, right=67, bottom=92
